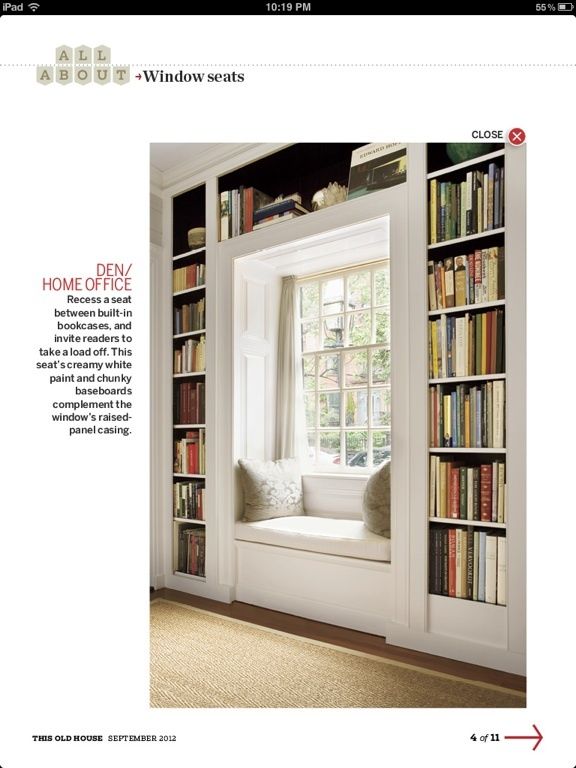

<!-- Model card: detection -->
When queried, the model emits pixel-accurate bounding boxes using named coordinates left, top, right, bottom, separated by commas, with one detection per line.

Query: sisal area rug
left=150, top=599, right=525, bottom=708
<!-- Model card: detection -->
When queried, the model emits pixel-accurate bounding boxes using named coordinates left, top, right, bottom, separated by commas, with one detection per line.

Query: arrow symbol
left=136, top=73, right=142, bottom=80
left=504, top=724, right=543, bottom=751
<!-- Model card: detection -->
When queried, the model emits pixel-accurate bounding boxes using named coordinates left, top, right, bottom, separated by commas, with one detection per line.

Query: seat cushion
left=235, top=516, right=390, bottom=562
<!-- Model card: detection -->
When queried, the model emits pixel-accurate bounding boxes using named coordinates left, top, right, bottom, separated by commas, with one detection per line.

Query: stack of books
left=220, top=188, right=309, bottom=238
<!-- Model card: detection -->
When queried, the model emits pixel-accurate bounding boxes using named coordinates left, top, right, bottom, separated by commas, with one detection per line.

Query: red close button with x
left=508, top=128, right=526, bottom=146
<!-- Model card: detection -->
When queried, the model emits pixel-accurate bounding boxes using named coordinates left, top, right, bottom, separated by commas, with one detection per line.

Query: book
left=220, top=191, right=230, bottom=241
left=454, top=255, right=467, bottom=306
left=253, top=197, right=309, bottom=222
left=484, top=534, right=498, bottom=604
left=243, top=187, right=274, bottom=233
left=427, top=260, right=437, bottom=311
left=443, top=257, right=455, bottom=308
left=478, top=532, right=486, bottom=602
left=348, top=143, right=407, bottom=200
left=497, top=536, right=507, bottom=605
left=252, top=210, right=306, bottom=230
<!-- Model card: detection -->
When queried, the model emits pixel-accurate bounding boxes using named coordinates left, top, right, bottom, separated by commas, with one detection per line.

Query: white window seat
left=235, top=516, right=390, bottom=562
left=233, top=473, right=393, bottom=635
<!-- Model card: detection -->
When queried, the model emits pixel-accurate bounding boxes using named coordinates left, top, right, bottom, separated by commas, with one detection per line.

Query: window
left=298, top=262, right=391, bottom=472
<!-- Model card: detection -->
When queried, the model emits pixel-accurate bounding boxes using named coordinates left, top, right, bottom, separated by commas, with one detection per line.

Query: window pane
left=319, top=392, right=341, bottom=427
left=371, top=348, right=391, bottom=385
left=347, top=310, right=371, bottom=346
left=297, top=263, right=391, bottom=474
left=347, top=271, right=370, bottom=311
left=322, top=278, right=344, bottom=315
left=371, top=387, right=391, bottom=427
left=318, top=354, right=340, bottom=389
left=345, top=431, right=368, bottom=467
left=345, top=390, right=368, bottom=427
left=372, top=431, right=391, bottom=467
left=301, top=320, right=319, bottom=352
left=375, top=309, right=390, bottom=345
left=319, top=431, right=341, bottom=464
left=343, top=349, right=368, bottom=387
left=304, top=393, right=316, bottom=428
left=303, top=356, right=315, bottom=391
left=323, top=315, right=344, bottom=348
left=374, top=268, right=390, bottom=306
left=300, top=283, right=319, bottom=319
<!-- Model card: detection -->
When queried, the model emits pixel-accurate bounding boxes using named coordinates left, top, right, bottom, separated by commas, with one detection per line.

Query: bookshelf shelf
left=427, top=149, right=505, bottom=180
left=173, top=571, right=207, bottom=582
left=429, top=517, right=506, bottom=530
left=429, top=373, right=506, bottom=385
left=428, top=227, right=505, bottom=250
left=173, top=286, right=205, bottom=298
left=429, top=447, right=507, bottom=454
left=173, top=371, right=206, bottom=378
left=173, top=330, right=206, bottom=339
left=173, top=246, right=206, bottom=262
left=428, top=299, right=505, bottom=318
left=173, top=518, right=206, bottom=524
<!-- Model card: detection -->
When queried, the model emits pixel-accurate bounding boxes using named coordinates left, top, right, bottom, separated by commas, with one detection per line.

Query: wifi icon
left=28, top=2, right=40, bottom=9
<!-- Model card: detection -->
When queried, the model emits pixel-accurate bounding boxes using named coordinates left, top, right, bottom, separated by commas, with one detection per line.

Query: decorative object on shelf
left=347, top=143, right=407, bottom=200
left=187, top=227, right=206, bottom=249
left=311, top=182, right=347, bottom=210
left=238, top=457, right=304, bottom=522
left=362, top=458, right=391, bottom=537
left=445, top=143, right=500, bottom=165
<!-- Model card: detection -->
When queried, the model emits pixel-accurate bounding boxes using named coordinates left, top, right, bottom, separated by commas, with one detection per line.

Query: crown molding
left=150, top=165, right=163, bottom=194
left=153, top=143, right=276, bottom=191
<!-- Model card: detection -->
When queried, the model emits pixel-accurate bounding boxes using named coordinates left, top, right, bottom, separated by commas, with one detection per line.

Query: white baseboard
left=236, top=584, right=388, bottom=636
left=385, top=623, right=526, bottom=676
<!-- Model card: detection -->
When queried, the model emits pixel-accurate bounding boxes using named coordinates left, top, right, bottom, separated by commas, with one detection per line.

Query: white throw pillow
left=238, top=458, right=304, bottom=522
left=362, top=459, right=391, bottom=537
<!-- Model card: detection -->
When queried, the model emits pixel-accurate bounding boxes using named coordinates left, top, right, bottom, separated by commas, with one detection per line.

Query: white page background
left=0, top=14, right=574, bottom=768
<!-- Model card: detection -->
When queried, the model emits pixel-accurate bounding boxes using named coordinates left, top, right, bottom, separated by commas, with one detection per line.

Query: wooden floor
left=151, top=587, right=526, bottom=692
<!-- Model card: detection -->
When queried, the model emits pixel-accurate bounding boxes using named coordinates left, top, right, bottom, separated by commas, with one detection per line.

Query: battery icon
left=558, top=2, right=574, bottom=9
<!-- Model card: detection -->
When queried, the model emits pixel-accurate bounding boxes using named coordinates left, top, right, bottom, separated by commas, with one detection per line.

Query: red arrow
left=504, top=724, right=543, bottom=751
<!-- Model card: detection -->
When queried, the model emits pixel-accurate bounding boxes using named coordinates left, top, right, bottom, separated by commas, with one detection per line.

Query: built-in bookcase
left=152, top=141, right=525, bottom=673
left=426, top=144, right=511, bottom=608
left=171, top=184, right=207, bottom=580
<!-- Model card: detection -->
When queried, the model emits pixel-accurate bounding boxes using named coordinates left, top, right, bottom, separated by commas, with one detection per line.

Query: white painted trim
left=235, top=586, right=389, bottom=636
left=235, top=539, right=392, bottom=635
left=385, top=624, right=525, bottom=676
left=503, top=144, right=526, bottom=658
left=149, top=242, right=164, bottom=589
left=407, top=143, right=429, bottom=633
left=164, top=573, right=234, bottom=604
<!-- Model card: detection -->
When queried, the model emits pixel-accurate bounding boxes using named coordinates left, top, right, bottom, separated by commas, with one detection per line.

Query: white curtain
left=276, top=276, right=308, bottom=461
